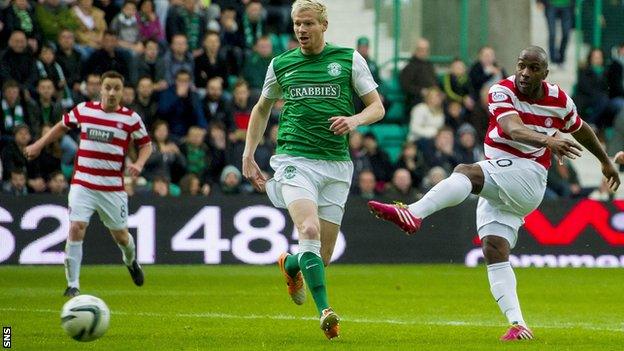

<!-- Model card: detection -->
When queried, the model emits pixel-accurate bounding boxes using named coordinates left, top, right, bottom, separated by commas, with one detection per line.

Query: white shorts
left=265, top=154, right=354, bottom=225
left=476, top=158, right=547, bottom=248
left=68, top=184, right=128, bottom=230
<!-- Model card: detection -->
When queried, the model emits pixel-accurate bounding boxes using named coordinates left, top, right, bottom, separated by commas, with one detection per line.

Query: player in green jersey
left=242, top=0, right=385, bottom=340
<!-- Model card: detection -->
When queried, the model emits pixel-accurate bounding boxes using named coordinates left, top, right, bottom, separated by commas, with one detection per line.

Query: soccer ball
left=60, top=295, right=110, bottom=342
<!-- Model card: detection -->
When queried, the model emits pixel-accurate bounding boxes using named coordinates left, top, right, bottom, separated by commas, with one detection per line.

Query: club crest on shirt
left=492, top=92, right=507, bottom=102
left=544, top=118, right=553, bottom=127
left=284, top=165, right=296, bottom=179
left=86, top=128, right=114, bottom=143
left=327, top=62, right=342, bottom=77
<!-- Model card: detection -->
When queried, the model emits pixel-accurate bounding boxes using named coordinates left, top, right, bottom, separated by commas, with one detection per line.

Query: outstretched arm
left=572, top=121, right=620, bottom=191
left=23, top=121, right=69, bottom=160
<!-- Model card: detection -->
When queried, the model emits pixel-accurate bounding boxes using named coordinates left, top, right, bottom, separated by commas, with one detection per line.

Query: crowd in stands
left=0, top=0, right=622, bottom=201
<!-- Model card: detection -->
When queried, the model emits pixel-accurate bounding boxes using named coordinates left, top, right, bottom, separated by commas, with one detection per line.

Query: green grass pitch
left=1, top=265, right=623, bottom=350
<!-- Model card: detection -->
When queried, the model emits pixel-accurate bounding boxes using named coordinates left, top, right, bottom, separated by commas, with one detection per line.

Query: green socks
left=284, top=253, right=300, bottom=277
left=299, top=251, right=329, bottom=315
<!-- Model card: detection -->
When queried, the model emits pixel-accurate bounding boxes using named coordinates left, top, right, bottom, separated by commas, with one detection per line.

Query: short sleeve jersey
left=63, top=101, right=151, bottom=191
left=262, top=44, right=378, bottom=161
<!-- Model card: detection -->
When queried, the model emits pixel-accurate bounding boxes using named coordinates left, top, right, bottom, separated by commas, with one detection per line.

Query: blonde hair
left=291, top=0, right=327, bottom=23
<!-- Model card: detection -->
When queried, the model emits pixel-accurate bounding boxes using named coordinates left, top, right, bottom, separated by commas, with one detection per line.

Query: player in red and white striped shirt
left=369, top=46, right=620, bottom=340
left=25, top=71, right=153, bottom=297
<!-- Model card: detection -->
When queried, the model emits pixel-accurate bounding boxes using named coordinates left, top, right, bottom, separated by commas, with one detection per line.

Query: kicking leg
left=64, top=221, right=87, bottom=297
left=369, top=163, right=482, bottom=234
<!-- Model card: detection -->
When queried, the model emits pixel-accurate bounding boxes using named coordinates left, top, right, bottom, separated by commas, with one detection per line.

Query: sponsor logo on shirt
left=492, top=92, right=508, bottom=102
left=86, top=128, right=114, bottom=143
left=287, top=84, right=341, bottom=100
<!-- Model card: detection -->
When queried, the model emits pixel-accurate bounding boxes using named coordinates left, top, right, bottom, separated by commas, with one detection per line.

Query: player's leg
left=368, top=163, right=482, bottom=234
left=286, top=195, right=338, bottom=339
left=64, top=221, right=88, bottom=297
left=64, top=185, right=97, bottom=297
left=96, top=191, right=144, bottom=286
left=319, top=219, right=339, bottom=267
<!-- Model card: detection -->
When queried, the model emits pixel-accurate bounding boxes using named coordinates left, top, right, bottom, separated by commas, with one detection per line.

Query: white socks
left=64, top=240, right=83, bottom=288
left=408, top=173, right=473, bottom=218
left=487, top=261, right=526, bottom=327
left=117, top=235, right=136, bottom=266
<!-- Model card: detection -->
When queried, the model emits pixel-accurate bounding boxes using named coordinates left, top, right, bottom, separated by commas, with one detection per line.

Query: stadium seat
left=370, top=124, right=408, bottom=163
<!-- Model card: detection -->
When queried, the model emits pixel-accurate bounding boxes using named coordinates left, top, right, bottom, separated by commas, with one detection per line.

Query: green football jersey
left=262, top=43, right=378, bottom=161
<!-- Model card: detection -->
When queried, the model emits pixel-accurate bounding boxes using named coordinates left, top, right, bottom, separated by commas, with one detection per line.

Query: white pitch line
left=2, top=307, right=623, bottom=333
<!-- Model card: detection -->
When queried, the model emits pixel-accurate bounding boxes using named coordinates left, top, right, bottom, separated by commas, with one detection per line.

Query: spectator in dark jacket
left=399, top=38, right=438, bottom=112
left=575, top=48, right=611, bottom=127
left=468, top=46, right=506, bottom=101
left=134, top=39, right=166, bottom=89
left=0, top=81, right=38, bottom=138
left=203, top=77, right=233, bottom=130
left=157, top=69, right=206, bottom=139
left=362, top=132, right=394, bottom=184
left=162, top=34, right=195, bottom=86
left=55, top=29, right=83, bottom=93
left=130, top=77, right=159, bottom=130
left=1, top=0, right=42, bottom=50
left=1, top=125, right=46, bottom=192
left=83, top=30, right=132, bottom=81
left=0, top=30, right=38, bottom=92
left=607, top=42, right=624, bottom=110
left=194, top=31, right=229, bottom=91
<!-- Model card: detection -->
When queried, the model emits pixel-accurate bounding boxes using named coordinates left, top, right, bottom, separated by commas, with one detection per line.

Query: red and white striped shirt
left=485, top=76, right=583, bottom=169
left=63, top=101, right=151, bottom=191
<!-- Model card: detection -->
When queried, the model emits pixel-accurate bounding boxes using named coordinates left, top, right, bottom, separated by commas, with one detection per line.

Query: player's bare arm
left=572, top=121, right=620, bottom=191
left=23, top=121, right=70, bottom=160
left=127, top=142, right=153, bottom=177
left=614, top=151, right=624, bottom=165
left=242, top=95, right=275, bottom=191
left=329, top=90, right=385, bottom=136
left=498, top=113, right=582, bottom=160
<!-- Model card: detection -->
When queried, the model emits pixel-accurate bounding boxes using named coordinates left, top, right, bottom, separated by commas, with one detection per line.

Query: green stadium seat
left=370, top=124, right=408, bottom=163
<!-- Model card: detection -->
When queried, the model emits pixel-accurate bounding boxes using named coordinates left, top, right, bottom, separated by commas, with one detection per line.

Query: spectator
left=0, top=81, right=37, bottom=138
left=122, top=85, right=135, bottom=106
left=395, top=142, right=427, bottom=189
left=230, top=79, right=253, bottom=141
left=179, top=126, right=210, bottom=181
left=94, top=0, right=121, bottom=25
left=242, top=35, right=273, bottom=95
left=30, top=78, right=63, bottom=136
left=349, top=130, right=372, bottom=191
left=37, top=124, right=62, bottom=181
left=466, top=85, right=490, bottom=142
left=1, top=0, right=42, bottom=51
left=219, top=6, right=243, bottom=49
left=35, top=0, right=80, bottom=44
left=205, top=121, right=227, bottom=184
left=157, top=69, right=206, bottom=139
left=399, top=38, right=438, bottom=111
left=137, top=0, right=164, bottom=42
left=169, top=0, right=206, bottom=55
left=1, top=125, right=45, bottom=192
left=423, top=126, right=459, bottom=174
left=0, top=30, right=38, bottom=92
left=363, top=132, right=393, bottom=184
left=469, top=46, right=506, bottom=101
left=55, top=30, right=83, bottom=96
left=444, top=100, right=467, bottom=133
left=420, top=166, right=447, bottom=192
left=35, top=44, right=67, bottom=95
left=134, top=39, right=166, bottom=89
left=537, top=0, right=574, bottom=65
left=130, top=77, right=158, bottom=130
left=164, top=0, right=184, bottom=43
left=607, top=42, right=624, bottom=105
left=218, top=164, right=242, bottom=194
left=83, top=30, right=131, bottom=81
left=240, top=0, right=265, bottom=50
left=47, top=170, right=68, bottom=195
left=455, top=123, right=484, bottom=164
left=356, top=36, right=381, bottom=84
left=442, top=58, right=474, bottom=110
left=203, top=77, right=233, bottom=130
left=545, top=154, right=583, bottom=199
left=3, top=168, right=28, bottom=195
left=385, top=168, right=420, bottom=204
left=179, top=172, right=207, bottom=195
left=142, top=120, right=187, bottom=182
left=151, top=175, right=170, bottom=196
left=110, top=0, right=143, bottom=56
left=407, top=87, right=445, bottom=142
left=162, top=34, right=195, bottom=86
left=194, top=31, right=229, bottom=91
left=71, top=0, right=107, bottom=57
left=355, top=169, right=377, bottom=200
left=575, top=48, right=611, bottom=128
left=74, top=73, right=101, bottom=103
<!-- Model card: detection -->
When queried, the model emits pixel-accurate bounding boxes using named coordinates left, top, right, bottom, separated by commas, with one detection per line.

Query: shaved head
left=519, top=46, right=548, bottom=67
